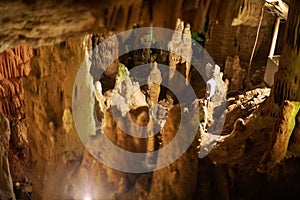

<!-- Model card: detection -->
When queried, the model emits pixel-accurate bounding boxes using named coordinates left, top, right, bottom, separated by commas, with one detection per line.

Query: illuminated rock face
left=23, top=37, right=87, bottom=199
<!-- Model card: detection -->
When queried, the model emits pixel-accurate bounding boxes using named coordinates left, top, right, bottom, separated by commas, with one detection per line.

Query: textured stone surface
left=224, top=55, right=246, bottom=91
left=0, top=46, right=33, bottom=189
left=0, top=114, right=15, bottom=200
left=23, top=36, right=86, bottom=199
left=206, top=0, right=275, bottom=68
left=0, top=1, right=299, bottom=199
left=0, top=46, right=32, bottom=121
left=271, top=0, right=300, bottom=106
left=0, top=0, right=227, bottom=54
left=149, top=105, right=199, bottom=200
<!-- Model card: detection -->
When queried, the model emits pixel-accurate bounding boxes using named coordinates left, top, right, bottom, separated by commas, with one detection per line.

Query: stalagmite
left=147, top=62, right=162, bottom=106
left=168, top=19, right=184, bottom=79
left=168, top=19, right=192, bottom=84
left=224, top=55, right=245, bottom=91
left=198, top=64, right=228, bottom=158
left=149, top=105, right=198, bottom=200
left=145, top=104, right=167, bottom=167
left=94, top=81, right=107, bottom=112
left=182, top=23, right=192, bottom=85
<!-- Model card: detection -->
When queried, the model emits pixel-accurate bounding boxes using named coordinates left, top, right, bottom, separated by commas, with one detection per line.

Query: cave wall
left=272, top=0, right=300, bottom=106
left=205, top=0, right=276, bottom=70
left=23, top=36, right=87, bottom=199
left=0, top=114, right=15, bottom=200
left=0, top=46, right=33, bottom=186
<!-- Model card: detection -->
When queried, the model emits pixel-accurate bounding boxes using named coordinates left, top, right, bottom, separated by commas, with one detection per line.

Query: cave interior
left=1, top=0, right=300, bottom=200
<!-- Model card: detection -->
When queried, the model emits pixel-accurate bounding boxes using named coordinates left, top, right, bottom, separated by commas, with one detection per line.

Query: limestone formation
left=62, top=108, right=73, bottom=133
left=182, top=23, right=192, bottom=84
left=73, top=39, right=96, bottom=136
left=145, top=104, right=167, bottom=166
left=90, top=33, right=119, bottom=80
left=94, top=81, right=107, bottom=112
left=205, top=0, right=275, bottom=66
left=168, top=19, right=192, bottom=84
left=0, top=46, right=32, bottom=121
left=111, top=64, right=147, bottom=116
left=149, top=105, right=198, bottom=200
left=147, top=62, right=162, bottom=106
left=0, top=1, right=299, bottom=199
left=133, top=29, right=152, bottom=66
left=224, top=55, right=246, bottom=91
left=0, top=114, right=16, bottom=200
left=0, top=46, right=33, bottom=191
left=209, top=65, right=228, bottom=102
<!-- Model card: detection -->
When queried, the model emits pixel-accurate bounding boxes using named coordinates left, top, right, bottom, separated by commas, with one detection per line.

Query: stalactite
left=0, top=46, right=32, bottom=121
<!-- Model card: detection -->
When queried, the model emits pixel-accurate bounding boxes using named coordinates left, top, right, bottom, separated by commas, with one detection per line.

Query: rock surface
left=0, top=114, right=15, bottom=200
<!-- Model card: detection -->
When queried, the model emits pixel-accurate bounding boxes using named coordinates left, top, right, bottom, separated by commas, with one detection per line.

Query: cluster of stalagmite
left=168, top=18, right=192, bottom=85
